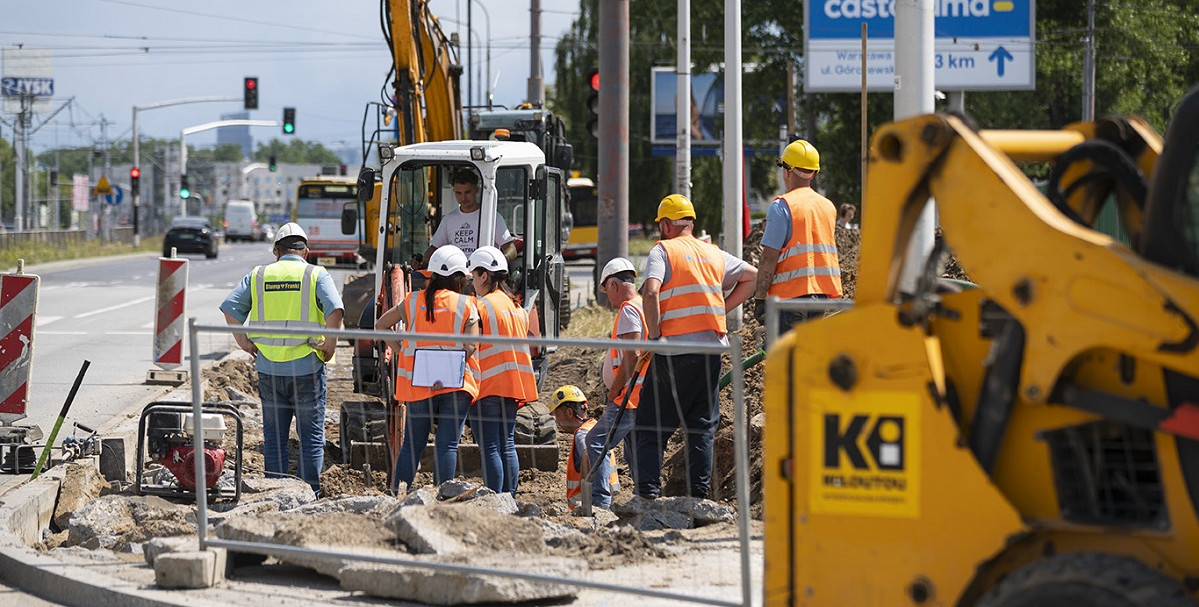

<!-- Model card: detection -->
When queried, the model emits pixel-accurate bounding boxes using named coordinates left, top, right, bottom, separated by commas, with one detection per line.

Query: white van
left=224, top=200, right=259, bottom=242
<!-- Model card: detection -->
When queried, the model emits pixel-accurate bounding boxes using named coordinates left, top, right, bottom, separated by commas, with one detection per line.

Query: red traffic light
left=245, top=78, right=256, bottom=90
left=589, top=70, right=600, bottom=91
left=129, top=167, right=141, bottom=179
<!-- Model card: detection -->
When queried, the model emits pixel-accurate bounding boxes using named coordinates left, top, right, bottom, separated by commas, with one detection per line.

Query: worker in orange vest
left=376, top=245, right=480, bottom=493
left=548, top=385, right=619, bottom=512
left=467, top=246, right=538, bottom=494
left=585, top=256, right=645, bottom=509
left=637, top=194, right=757, bottom=500
left=753, top=139, right=843, bottom=329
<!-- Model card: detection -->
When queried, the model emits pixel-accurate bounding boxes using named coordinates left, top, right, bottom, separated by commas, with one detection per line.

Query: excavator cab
left=763, top=86, right=1199, bottom=606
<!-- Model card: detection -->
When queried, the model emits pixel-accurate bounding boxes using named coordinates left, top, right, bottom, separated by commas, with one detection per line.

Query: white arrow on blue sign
left=104, top=185, right=124, bottom=206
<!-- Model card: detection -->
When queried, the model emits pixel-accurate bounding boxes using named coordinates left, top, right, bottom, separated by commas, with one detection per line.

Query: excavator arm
left=384, top=0, right=462, bottom=145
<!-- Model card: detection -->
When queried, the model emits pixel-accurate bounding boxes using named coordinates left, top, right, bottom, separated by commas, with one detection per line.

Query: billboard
left=651, top=67, right=724, bottom=146
left=2, top=49, right=54, bottom=113
left=804, top=0, right=1035, bottom=92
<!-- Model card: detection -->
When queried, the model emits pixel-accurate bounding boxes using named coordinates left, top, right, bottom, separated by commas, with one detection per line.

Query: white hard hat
left=468, top=246, right=508, bottom=273
left=273, top=222, right=308, bottom=248
left=428, top=245, right=469, bottom=277
left=600, top=257, right=636, bottom=285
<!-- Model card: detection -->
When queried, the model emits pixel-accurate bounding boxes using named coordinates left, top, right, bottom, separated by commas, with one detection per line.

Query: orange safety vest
left=394, top=289, right=481, bottom=403
left=565, top=419, right=620, bottom=511
left=657, top=236, right=727, bottom=337
left=606, top=296, right=646, bottom=409
left=768, top=188, right=843, bottom=299
left=474, top=291, right=538, bottom=403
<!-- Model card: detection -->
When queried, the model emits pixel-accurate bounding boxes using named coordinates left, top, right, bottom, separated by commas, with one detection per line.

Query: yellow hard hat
left=655, top=194, right=696, bottom=222
left=548, top=385, right=587, bottom=413
left=780, top=139, right=820, bottom=172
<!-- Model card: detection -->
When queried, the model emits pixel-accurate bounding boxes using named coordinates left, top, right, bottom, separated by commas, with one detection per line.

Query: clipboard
left=412, top=349, right=467, bottom=388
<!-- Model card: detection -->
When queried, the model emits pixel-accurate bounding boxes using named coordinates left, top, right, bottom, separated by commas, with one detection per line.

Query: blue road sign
left=804, top=0, right=1035, bottom=92
left=105, top=186, right=124, bottom=206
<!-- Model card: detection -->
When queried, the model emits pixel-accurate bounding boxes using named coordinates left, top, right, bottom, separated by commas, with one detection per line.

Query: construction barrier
left=0, top=269, right=38, bottom=421
left=148, top=257, right=188, bottom=385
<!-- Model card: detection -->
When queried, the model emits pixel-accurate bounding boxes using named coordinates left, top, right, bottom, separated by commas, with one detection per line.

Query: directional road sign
left=104, top=185, right=124, bottom=206
left=804, top=0, right=1035, bottom=92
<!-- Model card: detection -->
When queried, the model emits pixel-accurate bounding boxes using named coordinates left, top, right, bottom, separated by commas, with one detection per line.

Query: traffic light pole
left=178, top=120, right=280, bottom=216
left=132, top=96, right=238, bottom=245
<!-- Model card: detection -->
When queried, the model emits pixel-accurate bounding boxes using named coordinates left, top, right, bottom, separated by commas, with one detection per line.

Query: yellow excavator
left=763, top=85, right=1199, bottom=606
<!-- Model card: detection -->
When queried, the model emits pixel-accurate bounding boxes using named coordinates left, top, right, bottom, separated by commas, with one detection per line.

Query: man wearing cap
left=220, top=222, right=344, bottom=496
left=753, top=139, right=843, bottom=330
left=583, top=257, right=645, bottom=509
left=636, top=195, right=757, bottom=500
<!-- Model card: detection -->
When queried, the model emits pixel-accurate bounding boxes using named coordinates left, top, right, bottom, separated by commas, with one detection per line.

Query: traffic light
left=282, top=107, right=295, bottom=134
left=268, top=155, right=277, bottom=172
left=585, top=68, right=599, bottom=139
left=130, top=167, right=140, bottom=195
left=243, top=77, right=259, bottom=110
left=179, top=174, right=190, bottom=199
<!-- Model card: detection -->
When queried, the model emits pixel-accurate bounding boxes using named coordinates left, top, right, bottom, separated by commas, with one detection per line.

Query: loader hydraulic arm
left=859, top=114, right=1199, bottom=406
left=384, top=0, right=462, bottom=145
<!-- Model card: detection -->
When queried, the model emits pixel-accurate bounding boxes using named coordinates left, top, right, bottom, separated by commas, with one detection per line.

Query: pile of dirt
left=202, top=357, right=257, bottom=401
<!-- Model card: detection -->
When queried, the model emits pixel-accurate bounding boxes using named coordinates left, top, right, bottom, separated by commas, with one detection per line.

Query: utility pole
left=14, top=95, right=28, bottom=232
left=722, top=0, right=744, bottom=331
left=1082, top=0, right=1096, bottom=121
left=894, top=0, right=936, bottom=293
left=595, top=0, right=630, bottom=304
left=528, top=0, right=544, bottom=105
left=675, top=0, right=691, bottom=199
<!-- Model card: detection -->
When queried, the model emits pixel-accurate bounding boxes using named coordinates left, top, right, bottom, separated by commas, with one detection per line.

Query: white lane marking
left=74, top=295, right=156, bottom=319
left=36, top=316, right=63, bottom=327
left=141, top=322, right=155, bottom=329
left=106, top=331, right=152, bottom=336
left=38, top=331, right=88, bottom=335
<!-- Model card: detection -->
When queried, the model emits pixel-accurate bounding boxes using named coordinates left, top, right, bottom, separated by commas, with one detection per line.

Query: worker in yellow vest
left=376, top=244, right=480, bottom=493
left=753, top=139, right=843, bottom=329
left=468, top=246, right=538, bottom=494
left=548, top=385, right=619, bottom=512
left=637, top=194, right=757, bottom=500
left=221, top=223, right=344, bottom=496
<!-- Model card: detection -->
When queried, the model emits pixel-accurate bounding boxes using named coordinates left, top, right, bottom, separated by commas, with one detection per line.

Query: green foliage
left=552, top=0, right=1199, bottom=236
left=0, top=236, right=163, bottom=269
left=253, top=139, right=342, bottom=165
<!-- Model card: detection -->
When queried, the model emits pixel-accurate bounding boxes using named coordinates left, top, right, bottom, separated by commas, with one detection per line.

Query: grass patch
left=562, top=304, right=615, bottom=338
left=0, top=236, right=163, bottom=270
left=628, top=236, right=657, bottom=256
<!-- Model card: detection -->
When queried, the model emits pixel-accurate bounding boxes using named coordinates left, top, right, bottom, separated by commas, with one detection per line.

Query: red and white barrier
left=153, top=257, right=187, bottom=370
left=0, top=271, right=38, bottom=421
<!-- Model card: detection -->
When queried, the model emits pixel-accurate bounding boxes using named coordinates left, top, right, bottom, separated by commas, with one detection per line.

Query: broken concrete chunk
left=338, top=555, right=582, bottom=605
left=654, top=496, right=736, bottom=525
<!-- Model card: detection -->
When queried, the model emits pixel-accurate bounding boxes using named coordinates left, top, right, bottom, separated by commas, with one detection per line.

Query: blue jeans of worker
left=470, top=396, right=519, bottom=494
left=778, top=294, right=831, bottom=334
left=258, top=370, right=326, bottom=494
left=585, top=400, right=637, bottom=509
left=393, top=391, right=471, bottom=492
left=634, top=353, right=721, bottom=499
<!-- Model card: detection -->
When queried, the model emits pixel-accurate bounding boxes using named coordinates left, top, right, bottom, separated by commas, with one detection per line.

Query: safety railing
left=763, top=296, right=856, bottom=348
left=185, top=319, right=754, bottom=607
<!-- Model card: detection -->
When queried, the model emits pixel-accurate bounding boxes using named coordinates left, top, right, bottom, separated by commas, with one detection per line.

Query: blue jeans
left=634, top=353, right=721, bottom=499
left=585, top=400, right=637, bottom=508
left=258, top=370, right=326, bottom=494
left=470, top=396, right=519, bottom=493
left=393, top=391, right=471, bottom=492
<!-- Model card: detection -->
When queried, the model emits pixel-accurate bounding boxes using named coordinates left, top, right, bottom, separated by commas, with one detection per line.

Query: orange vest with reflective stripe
left=657, top=236, right=727, bottom=337
left=394, top=289, right=480, bottom=403
left=565, top=419, right=620, bottom=511
left=475, top=291, right=538, bottom=403
left=768, top=188, right=843, bottom=299
left=606, top=296, right=646, bottom=409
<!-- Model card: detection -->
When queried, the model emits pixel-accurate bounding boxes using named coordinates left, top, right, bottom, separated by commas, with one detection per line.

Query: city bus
left=296, top=176, right=360, bottom=266
left=564, top=177, right=597, bottom=260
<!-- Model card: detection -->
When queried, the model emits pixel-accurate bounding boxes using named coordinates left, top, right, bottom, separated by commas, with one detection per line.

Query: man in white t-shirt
left=421, top=170, right=517, bottom=266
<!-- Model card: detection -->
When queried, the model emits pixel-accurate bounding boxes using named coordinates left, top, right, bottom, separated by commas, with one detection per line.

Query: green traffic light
left=179, top=188, right=191, bottom=199
left=283, top=123, right=295, bottom=134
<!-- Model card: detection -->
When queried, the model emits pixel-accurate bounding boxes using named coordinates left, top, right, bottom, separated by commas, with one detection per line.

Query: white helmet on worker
left=779, top=139, right=820, bottom=172
left=427, top=245, right=469, bottom=277
left=273, top=222, right=309, bottom=249
left=468, top=246, right=508, bottom=273
left=599, top=257, right=636, bottom=287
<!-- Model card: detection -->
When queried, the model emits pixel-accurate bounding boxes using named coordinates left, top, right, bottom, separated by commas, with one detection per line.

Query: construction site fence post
left=188, top=321, right=752, bottom=606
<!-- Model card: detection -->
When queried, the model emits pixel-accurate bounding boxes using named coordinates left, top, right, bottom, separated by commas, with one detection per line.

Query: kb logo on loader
left=823, top=413, right=905, bottom=471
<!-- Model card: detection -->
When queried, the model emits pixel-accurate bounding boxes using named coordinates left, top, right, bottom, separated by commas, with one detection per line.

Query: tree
left=253, top=139, right=342, bottom=165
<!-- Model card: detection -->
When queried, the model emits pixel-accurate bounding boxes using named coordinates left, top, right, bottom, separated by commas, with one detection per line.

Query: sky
left=0, top=0, right=579, bottom=163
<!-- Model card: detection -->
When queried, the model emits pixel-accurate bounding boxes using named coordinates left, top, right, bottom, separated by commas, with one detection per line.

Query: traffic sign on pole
left=804, top=0, right=1035, bottom=92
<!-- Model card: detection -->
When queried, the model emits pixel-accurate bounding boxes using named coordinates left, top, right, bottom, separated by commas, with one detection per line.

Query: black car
left=163, top=217, right=219, bottom=259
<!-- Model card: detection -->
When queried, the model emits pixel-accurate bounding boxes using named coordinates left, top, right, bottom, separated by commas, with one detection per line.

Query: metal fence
left=184, top=319, right=754, bottom=606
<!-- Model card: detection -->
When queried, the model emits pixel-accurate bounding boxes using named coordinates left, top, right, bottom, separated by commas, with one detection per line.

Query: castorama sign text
left=804, top=0, right=1035, bottom=92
